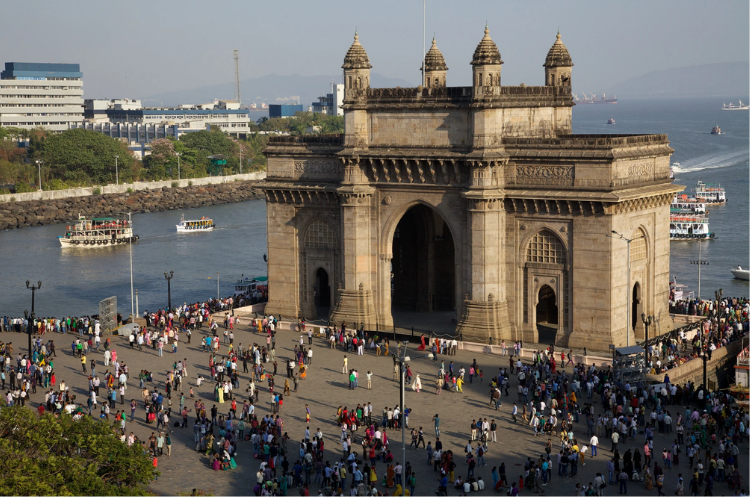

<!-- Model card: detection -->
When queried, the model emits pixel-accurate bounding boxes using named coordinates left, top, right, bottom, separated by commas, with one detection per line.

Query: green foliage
left=127, top=187, right=134, bottom=193
left=93, top=187, right=101, bottom=195
left=41, top=129, right=134, bottom=184
left=239, top=134, right=269, bottom=172
left=0, top=406, right=157, bottom=496
left=14, top=182, right=37, bottom=193
left=42, top=178, right=72, bottom=191
left=254, top=112, right=343, bottom=136
left=171, top=181, right=179, bottom=188
left=180, top=129, right=239, bottom=175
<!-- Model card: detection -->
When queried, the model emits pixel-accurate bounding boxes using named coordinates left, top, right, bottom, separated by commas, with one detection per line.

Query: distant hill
left=141, top=73, right=413, bottom=108
left=605, top=61, right=749, bottom=98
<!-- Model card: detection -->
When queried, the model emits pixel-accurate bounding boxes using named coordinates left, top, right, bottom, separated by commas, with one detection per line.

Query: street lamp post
left=607, top=230, right=646, bottom=347
left=176, top=152, right=181, bottom=180
left=217, top=272, right=220, bottom=298
left=164, top=271, right=174, bottom=310
left=35, top=160, right=43, bottom=190
left=119, top=212, right=135, bottom=320
left=25, top=280, right=42, bottom=357
left=395, top=341, right=410, bottom=495
left=641, top=313, right=654, bottom=364
left=690, top=240, right=709, bottom=299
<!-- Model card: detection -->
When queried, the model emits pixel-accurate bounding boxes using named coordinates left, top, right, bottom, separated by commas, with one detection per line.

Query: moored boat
left=693, top=181, right=727, bottom=204
left=671, top=194, right=706, bottom=214
left=669, top=213, right=714, bottom=241
left=59, top=214, right=138, bottom=248
left=176, top=215, right=215, bottom=233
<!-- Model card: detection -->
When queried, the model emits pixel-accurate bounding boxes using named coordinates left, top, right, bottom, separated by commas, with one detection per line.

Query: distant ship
left=607, top=118, right=615, bottom=125
left=572, top=92, right=617, bottom=104
left=711, top=124, right=722, bottom=135
left=249, top=103, right=258, bottom=110
left=722, top=101, right=749, bottom=111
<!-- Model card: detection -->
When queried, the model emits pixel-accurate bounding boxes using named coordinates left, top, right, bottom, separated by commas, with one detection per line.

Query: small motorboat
left=731, top=266, right=749, bottom=281
left=607, top=118, right=615, bottom=125
left=711, top=124, right=722, bottom=135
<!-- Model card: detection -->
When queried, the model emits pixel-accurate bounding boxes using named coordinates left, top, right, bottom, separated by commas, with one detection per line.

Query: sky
left=1, top=0, right=747, bottom=99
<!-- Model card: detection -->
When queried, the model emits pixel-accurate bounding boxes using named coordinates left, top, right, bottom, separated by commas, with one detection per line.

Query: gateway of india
left=260, top=27, right=681, bottom=350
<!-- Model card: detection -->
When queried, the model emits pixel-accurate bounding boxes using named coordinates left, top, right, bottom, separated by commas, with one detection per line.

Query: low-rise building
left=269, top=104, right=303, bottom=118
left=0, top=62, right=84, bottom=131
left=73, top=98, right=252, bottom=142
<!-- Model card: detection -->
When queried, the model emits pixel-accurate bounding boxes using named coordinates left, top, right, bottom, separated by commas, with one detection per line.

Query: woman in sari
left=417, top=335, right=426, bottom=351
left=644, top=467, right=653, bottom=490
left=386, top=464, right=395, bottom=488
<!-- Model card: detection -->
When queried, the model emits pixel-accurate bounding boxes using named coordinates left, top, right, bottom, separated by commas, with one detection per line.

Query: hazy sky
left=1, top=0, right=747, bottom=99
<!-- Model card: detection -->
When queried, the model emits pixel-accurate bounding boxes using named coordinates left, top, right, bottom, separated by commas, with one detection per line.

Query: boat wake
left=673, top=150, right=749, bottom=173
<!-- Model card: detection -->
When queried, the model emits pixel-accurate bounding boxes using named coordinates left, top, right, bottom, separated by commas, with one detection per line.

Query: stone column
left=329, top=160, right=377, bottom=328
left=457, top=160, right=510, bottom=342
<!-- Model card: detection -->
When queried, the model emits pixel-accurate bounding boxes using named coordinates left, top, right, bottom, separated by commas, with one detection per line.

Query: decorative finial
left=485, top=22, right=489, bottom=36
left=354, top=28, right=358, bottom=42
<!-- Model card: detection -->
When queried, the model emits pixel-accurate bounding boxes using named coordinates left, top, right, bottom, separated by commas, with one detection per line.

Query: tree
left=0, top=406, right=156, bottom=496
left=144, top=138, right=175, bottom=179
left=179, top=129, right=240, bottom=174
left=41, top=129, right=134, bottom=184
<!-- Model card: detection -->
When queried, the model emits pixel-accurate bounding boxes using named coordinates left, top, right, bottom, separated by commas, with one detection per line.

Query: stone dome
left=423, top=37, right=448, bottom=72
left=342, top=32, right=373, bottom=70
left=543, top=31, right=573, bottom=68
left=471, top=25, right=503, bottom=66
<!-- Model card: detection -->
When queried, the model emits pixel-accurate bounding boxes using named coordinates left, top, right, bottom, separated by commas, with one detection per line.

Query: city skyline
left=0, top=0, right=747, bottom=100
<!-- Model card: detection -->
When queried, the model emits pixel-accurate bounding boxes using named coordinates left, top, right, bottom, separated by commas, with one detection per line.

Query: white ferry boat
left=669, top=214, right=714, bottom=240
left=693, top=181, right=727, bottom=205
left=176, top=215, right=214, bottom=233
left=59, top=214, right=137, bottom=248
left=233, top=276, right=267, bottom=301
left=671, top=194, right=706, bottom=214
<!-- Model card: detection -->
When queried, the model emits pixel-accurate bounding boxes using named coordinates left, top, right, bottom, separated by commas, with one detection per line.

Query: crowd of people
left=1, top=290, right=748, bottom=497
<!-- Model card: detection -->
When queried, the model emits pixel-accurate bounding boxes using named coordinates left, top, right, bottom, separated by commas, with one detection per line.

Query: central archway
left=390, top=204, right=456, bottom=327
left=536, top=285, right=558, bottom=345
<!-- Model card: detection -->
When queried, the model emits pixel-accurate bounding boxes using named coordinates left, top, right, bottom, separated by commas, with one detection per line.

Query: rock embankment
left=0, top=181, right=263, bottom=230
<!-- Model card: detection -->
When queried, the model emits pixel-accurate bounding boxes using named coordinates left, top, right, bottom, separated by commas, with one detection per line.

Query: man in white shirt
left=590, top=435, right=599, bottom=456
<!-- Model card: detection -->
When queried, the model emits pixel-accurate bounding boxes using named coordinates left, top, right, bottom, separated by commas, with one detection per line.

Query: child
left=479, top=370, right=484, bottom=383
left=189, top=387, right=195, bottom=399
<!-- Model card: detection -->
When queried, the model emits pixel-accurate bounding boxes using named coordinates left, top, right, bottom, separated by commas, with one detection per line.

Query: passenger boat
left=669, top=214, right=715, bottom=240
left=176, top=215, right=214, bottom=233
left=607, top=118, right=615, bottom=125
left=731, top=266, right=750, bottom=281
left=671, top=194, right=706, bottom=214
left=693, top=181, right=727, bottom=204
left=711, top=124, right=722, bottom=134
left=59, top=214, right=138, bottom=248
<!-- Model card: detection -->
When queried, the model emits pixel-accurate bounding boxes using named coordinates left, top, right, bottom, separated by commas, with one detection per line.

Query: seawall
left=0, top=179, right=266, bottom=230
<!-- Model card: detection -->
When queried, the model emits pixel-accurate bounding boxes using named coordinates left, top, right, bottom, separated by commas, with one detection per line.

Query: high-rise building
left=0, top=62, right=84, bottom=131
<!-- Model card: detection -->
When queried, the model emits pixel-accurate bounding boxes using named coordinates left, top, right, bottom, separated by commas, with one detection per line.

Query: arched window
left=526, top=229, right=566, bottom=265
left=630, top=229, right=647, bottom=262
left=348, top=76, right=352, bottom=88
left=488, top=74, right=493, bottom=86
left=478, top=73, right=482, bottom=86
left=434, top=77, right=439, bottom=87
left=304, top=219, right=335, bottom=249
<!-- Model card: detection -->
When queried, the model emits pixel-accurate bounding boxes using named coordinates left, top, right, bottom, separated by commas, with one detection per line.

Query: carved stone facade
left=259, top=28, right=682, bottom=350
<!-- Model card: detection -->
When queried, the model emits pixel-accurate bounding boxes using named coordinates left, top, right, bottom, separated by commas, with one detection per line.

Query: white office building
left=0, top=62, right=84, bottom=131
left=310, top=83, right=344, bottom=116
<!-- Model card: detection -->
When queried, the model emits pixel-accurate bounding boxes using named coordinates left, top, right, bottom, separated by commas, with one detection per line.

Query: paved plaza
left=1, top=320, right=747, bottom=496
